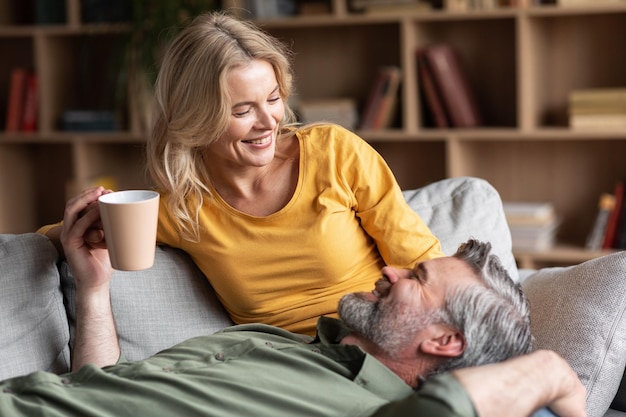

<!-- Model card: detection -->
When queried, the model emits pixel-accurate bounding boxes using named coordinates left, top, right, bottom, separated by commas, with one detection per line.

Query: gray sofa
left=1, top=176, right=625, bottom=417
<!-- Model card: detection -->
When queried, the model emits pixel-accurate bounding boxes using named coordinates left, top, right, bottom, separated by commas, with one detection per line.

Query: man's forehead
left=415, top=256, right=481, bottom=284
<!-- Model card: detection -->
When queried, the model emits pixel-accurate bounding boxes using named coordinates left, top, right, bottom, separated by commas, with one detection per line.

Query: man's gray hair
left=428, top=239, right=533, bottom=376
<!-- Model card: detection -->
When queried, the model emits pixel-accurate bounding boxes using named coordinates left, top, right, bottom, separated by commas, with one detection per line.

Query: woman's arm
left=59, top=187, right=121, bottom=371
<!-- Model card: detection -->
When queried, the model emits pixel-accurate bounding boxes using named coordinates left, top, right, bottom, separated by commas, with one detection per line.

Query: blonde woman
left=41, top=12, right=442, bottom=336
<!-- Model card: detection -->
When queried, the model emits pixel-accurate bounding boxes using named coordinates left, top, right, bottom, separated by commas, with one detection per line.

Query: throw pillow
left=403, top=176, right=518, bottom=281
left=0, top=233, right=70, bottom=379
left=522, top=251, right=626, bottom=417
left=61, top=245, right=234, bottom=361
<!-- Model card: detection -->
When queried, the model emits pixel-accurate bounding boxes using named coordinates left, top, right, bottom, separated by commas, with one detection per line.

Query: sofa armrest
left=0, top=233, right=70, bottom=379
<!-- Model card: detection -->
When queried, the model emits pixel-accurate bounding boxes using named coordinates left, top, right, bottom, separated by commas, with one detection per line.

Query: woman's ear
left=419, top=325, right=465, bottom=358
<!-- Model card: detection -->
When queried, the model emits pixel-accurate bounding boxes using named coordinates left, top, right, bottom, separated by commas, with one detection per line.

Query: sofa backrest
left=0, top=176, right=517, bottom=378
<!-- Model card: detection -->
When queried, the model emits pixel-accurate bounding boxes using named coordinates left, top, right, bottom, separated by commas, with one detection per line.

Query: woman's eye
left=233, top=108, right=250, bottom=117
left=268, top=96, right=281, bottom=104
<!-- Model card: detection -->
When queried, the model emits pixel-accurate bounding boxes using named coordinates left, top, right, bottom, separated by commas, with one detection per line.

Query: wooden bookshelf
left=2, top=0, right=626, bottom=267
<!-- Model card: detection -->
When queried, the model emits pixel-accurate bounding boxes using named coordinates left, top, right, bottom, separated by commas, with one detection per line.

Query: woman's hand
left=60, top=186, right=113, bottom=291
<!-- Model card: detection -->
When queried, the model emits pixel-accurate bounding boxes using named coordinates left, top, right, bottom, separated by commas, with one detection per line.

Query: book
left=570, top=113, right=626, bottom=130
left=585, top=193, right=616, bottom=250
left=417, top=50, right=450, bottom=128
left=617, top=182, right=626, bottom=249
left=371, top=66, right=401, bottom=129
left=602, top=180, right=624, bottom=249
left=35, top=0, right=66, bottom=24
left=503, top=202, right=556, bottom=225
left=5, top=67, right=28, bottom=132
left=419, top=44, right=482, bottom=128
left=20, top=72, right=38, bottom=132
left=359, top=66, right=402, bottom=130
left=354, top=0, right=433, bottom=14
left=62, top=110, right=119, bottom=131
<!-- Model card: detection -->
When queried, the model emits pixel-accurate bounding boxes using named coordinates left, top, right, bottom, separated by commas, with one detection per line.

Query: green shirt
left=0, top=318, right=476, bottom=417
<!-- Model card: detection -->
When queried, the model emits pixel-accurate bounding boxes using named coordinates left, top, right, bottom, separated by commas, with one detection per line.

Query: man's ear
left=419, top=325, right=465, bottom=358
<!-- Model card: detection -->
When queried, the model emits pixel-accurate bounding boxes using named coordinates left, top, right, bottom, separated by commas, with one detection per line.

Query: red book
left=602, top=180, right=624, bottom=249
left=359, top=67, right=397, bottom=130
left=420, top=44, right=482, bottom=128
left=5, top=68, right=27, bottom=132
left=417, top=50, right=449, bottom=128
left=21, top=72, right=38, bottom=132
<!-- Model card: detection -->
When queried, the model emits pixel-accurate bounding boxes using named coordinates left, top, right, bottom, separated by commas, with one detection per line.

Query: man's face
left=338, top=256, right=481, bottom=355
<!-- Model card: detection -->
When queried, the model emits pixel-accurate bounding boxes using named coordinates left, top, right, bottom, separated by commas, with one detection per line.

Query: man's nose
left=381, top=266, right=404, bottom=284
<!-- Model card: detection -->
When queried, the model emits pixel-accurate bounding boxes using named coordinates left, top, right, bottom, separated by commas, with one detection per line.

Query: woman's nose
left=256, top=107, right=277, bottom=129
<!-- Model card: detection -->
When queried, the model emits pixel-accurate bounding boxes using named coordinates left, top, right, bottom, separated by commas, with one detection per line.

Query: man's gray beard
left=338, top=292, right=433, bottom=355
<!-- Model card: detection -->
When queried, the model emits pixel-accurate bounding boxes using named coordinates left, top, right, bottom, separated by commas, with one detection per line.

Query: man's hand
left=452, top=350, right=586, bottom=417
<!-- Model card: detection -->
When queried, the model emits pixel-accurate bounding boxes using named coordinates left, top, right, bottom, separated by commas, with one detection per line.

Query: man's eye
left=412, top=270, right=427, bottom=284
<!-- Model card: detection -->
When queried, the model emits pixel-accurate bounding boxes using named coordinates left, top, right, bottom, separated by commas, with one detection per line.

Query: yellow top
left=156, top=124, right=442, bottom=335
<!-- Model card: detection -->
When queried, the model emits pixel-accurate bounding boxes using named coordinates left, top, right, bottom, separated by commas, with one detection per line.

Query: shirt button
left=2, top=388, right=14, bottom=394
left=61, top=378, right=71, bottom=385
left=162, top=367, right=173, bottom=372
left=265, top=342, right=274, bottom=348
left=311, top=348, right=322, bottom=354
left=215, top=352, right=225, bottom=361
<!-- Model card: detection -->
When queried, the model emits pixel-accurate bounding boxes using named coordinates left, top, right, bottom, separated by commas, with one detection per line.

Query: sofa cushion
left=522, top=251, right=626, bottom=417
left=403, top=176, right=518, bottom=281
left=0, top=233, right=70, bottom=379
left=61, top=245, right=234, bottom=362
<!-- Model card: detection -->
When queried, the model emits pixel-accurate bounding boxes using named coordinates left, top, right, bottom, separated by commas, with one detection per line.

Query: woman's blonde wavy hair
left=147, top=11, right=297, bottom=241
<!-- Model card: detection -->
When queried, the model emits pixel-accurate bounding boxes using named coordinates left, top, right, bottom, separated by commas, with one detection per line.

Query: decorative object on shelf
left=417, top=44, right=482, bottom=128
left=503, top=202, right=560, bottom=251
left=569, top=88, right=626, bottom=130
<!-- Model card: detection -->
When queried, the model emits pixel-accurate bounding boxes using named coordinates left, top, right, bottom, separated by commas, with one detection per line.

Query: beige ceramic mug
left=98, top=190, right=160, bottom=271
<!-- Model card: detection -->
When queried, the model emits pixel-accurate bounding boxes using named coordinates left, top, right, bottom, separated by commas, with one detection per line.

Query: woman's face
left=207, top=59, right=285, bottom=170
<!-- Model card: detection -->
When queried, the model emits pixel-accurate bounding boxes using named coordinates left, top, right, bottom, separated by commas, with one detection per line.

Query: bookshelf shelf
left=1, top=0, right=625, bottom=267
left=514, top=245, right=619, bottom=270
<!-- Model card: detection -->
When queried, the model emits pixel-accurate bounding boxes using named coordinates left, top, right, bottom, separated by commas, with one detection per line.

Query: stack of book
left=297, top=98, right=359, bottom=130
left=503, top=202, right=560, bottom=251
left=417, top=44, right=482, bottom=129
left=569, top=88, right=626, bottom=130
